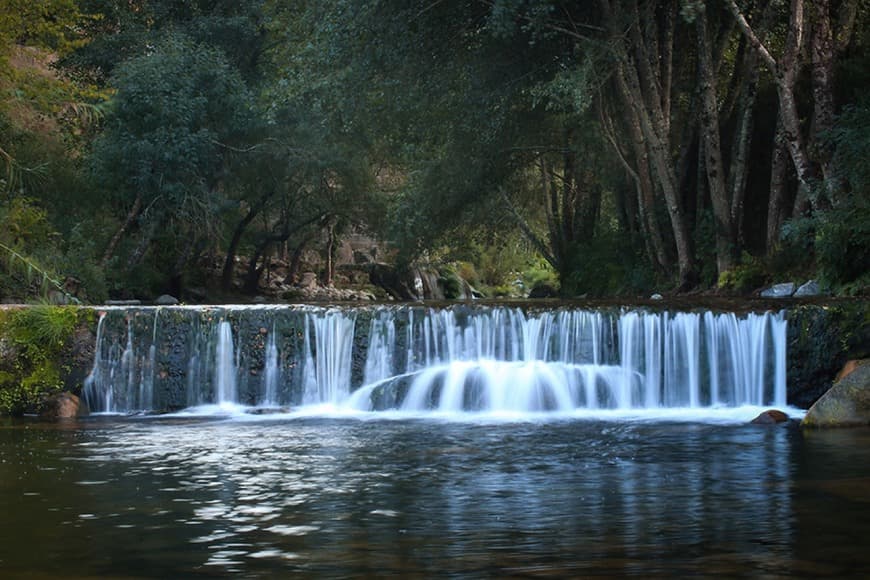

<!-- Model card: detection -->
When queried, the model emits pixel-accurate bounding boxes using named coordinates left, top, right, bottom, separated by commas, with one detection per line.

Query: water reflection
left=0, top=417, right=868, bottom=577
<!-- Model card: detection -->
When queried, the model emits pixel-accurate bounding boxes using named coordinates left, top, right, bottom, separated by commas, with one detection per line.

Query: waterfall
left=83, top=305, right=789, bottom=414
left=302, top=309, right=356, bottom=405
left=262, top=326, right=280, bottom=406
left=214, top=321, right=238, bottom=404
left=83, top=312, right=109, bottom=412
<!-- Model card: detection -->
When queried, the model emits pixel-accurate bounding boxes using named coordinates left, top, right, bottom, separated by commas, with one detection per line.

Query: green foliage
left=560, top=230, right=654, bottom=297
left=0, top=0, right=87, bottom=55
left=521, top=262, right=560, bottom=293
left=88, top=32, right=256, bottom=288
left=8, top=304, right=78, bottom=351
left=777, top=99, right=870, bottom=294
left=437, top=267, right=464, bottom=300
left=0, top=198, right=80, bottom=302
left=717, top=253, right=767, bottom=295
left=0, top=305, right=81, bottom=415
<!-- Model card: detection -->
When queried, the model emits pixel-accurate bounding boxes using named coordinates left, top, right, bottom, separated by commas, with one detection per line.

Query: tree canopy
left=0, top=0, right=867, bottom=301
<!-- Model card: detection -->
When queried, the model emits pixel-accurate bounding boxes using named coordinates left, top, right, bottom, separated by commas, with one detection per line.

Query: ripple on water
left=2, top=414, right=868, bottom=578
left=265, top=524, right=320, bottom=536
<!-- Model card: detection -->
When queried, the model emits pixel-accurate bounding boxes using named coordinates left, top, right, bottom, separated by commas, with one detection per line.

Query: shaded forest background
left=1, top=0, right=868, bottom=303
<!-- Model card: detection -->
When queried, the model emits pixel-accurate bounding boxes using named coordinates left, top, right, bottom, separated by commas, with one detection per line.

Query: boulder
left=298, top=272, right=318, bottom=289
left=154, top=294, right=179, bottom=305
left=760, top=282, right=795, bottom=298
left=40, top=392, right=88, bottom=420
left=750, top=409, right=790, bottom=425
left=529, top=283, right=558, bottom=298
left=802, top=360, right=870, bottom=428
left=794, top=280, right=821, bottom=297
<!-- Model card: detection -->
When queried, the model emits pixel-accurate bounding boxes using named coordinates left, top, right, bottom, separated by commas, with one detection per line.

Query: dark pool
left=1, top=415, right=869, bottom=578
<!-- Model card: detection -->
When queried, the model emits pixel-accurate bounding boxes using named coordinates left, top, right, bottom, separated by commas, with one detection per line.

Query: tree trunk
left=728, top=45, right=760, bottom=249
left=606, top=95, right=670, bottom=274
left=697, top=8, right=737, bottom=276
left=766, top=117, right=791, bottom=253
left=221, top=199, right=266, bottom=291
left=602, top=0, right=695, bottom=288
left=127, top=219, right=156, bottom=269
left=101, top=194, right=142, bottom=267
left=728, top=0, right=817, bottom=210
left=322, top=221, right=335, bottom=286
left=284, top=234, right=314, bottom=285
left=810, top=0, right=840, bottom=205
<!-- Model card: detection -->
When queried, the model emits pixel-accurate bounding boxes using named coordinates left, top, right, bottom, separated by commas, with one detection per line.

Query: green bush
left=438, top=267, right=464, bottom=299
left=717, top=253, right=767, bottom=294
left=0, top=305, right=81, bottom=415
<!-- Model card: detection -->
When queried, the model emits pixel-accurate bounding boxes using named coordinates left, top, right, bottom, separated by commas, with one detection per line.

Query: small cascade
left=82, top=304, right=789, bottom=415
left=302, top=309, right=356, bottom=405
left=262, top=326, right=281, bottom=406
left=83, top=312, right=110, bottom=411
left=84, top=310, right=158, bottom=412
left=214, top=320, right=238, bottom=404
left=364, top=312, right=396, bottom=387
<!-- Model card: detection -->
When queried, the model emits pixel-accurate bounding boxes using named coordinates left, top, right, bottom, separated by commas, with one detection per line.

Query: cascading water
left=213, top=320, right=238, bottom=405
left=302, top=310, right=356, bottom=405
left=262, top=326, right=280, bottom=406
left=83, top=305, right=789, bottom=415
left=345, top=308, right=787, bottom=413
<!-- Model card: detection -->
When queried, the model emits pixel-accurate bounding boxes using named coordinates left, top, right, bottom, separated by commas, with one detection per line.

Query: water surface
left=1, top=415, right=868, bottom=578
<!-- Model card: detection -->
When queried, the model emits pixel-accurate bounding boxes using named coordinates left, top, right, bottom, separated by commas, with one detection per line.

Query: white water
left=346, top=308, right=786, bottom=413
left=262, top=326, right=280, bottom=406
left=83, top=305, right=789, bottom=417
left=302, top=310, right=356, bottom=405
left=214, top=321, right=237, bottom=404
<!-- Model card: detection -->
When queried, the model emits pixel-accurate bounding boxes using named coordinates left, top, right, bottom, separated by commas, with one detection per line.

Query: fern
left=0, top=241, right=80, bottom=304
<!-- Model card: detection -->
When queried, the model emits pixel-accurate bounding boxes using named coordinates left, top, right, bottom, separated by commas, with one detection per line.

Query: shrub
left=0, top=305, right=81, bottom=415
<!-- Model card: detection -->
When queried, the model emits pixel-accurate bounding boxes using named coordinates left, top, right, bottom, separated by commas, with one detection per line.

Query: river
left=2, top=414, right=868, bottom=578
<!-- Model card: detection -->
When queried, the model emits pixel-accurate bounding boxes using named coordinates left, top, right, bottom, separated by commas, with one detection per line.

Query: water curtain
left=83, top=305, right=787, bottom=413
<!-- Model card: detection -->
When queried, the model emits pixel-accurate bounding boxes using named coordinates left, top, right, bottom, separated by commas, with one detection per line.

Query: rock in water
left=794, top=280, right=821, bottom=297
left=40, top=392, right=88, bottom=420
left=155, top=294, right=179, bottom=305
left=760, top=283, right=796, bottom=298
left=802, top=360, right=870, bottom=428
left=751, top=409, right=790, bottom=424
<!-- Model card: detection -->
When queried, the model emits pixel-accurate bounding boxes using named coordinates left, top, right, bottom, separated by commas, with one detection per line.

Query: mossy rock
left=802, top=360, right=870, bottom=428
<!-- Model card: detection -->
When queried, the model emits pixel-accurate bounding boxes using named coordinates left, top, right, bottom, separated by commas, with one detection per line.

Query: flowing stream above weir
left=82, top=305, right=788, bottom=415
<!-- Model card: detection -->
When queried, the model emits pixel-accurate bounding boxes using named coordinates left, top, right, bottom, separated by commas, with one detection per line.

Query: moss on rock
left=802, top=360, right=870, bottom=427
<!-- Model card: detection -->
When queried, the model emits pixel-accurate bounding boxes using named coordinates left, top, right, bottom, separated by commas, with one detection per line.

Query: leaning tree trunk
left=728, top=0, right=817, bottom=215
left=221, top=193, right=273, bottom=291
left=101, top=194, right=142, bottom=268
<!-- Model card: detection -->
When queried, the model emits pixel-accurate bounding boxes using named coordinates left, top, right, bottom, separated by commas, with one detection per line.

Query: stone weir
left=82, top=304, right=788, bottom=414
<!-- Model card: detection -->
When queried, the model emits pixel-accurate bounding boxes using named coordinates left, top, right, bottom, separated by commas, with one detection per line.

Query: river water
left=2, top=414, right=869, bottom=578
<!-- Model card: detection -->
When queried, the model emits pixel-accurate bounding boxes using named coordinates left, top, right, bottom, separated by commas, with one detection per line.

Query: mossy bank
left=0, top=306, right=95, bottom=416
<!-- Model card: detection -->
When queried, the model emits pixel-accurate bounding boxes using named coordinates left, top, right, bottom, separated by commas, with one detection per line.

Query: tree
left=90, top=34, right=254, bottom=291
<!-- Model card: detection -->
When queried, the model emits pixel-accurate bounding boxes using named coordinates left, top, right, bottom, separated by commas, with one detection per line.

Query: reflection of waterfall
left=83, top=305, right=788, bottom=414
